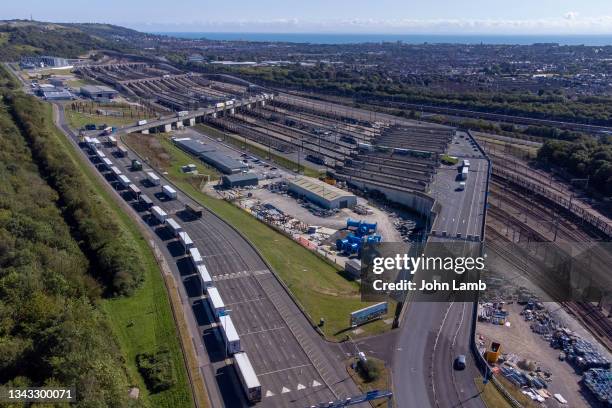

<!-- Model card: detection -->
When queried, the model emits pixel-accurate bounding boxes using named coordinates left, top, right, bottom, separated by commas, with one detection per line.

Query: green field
left=124, top=131, right=395, bottom=340
left=195, top=123, right=323, bottom=178
left=64, top=102, right=157, bottom=129
left=47, top=105, right=193, bottom=407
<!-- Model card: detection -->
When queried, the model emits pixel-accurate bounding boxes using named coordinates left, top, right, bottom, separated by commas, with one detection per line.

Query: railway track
left=486, top=182, right=612, bottom=352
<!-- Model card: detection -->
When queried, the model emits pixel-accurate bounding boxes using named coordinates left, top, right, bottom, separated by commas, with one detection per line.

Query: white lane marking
left=312, top=380, right=322, bottom=387
left=239, top=326, right=286, bottom=336
left=281, top=387, right=291, bottom=394
left=265, top=390, right=275, bottom=397
left=258, top=363, right=312, bottom=377
left=297, top=383, right=306, bottom=390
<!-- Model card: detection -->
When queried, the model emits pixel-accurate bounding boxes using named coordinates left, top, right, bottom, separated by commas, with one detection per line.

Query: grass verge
left=124, top=131, right=395, bottom=340
left=347, top=357, right=391, bottom=407
left=474, top=378, right=512, bottom=408
left=47, top=104, right=194, bottom=407
left=195, top=123, right=322, bottom=178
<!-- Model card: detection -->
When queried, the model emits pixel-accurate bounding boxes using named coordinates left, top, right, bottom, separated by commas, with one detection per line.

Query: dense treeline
left=200, top=64, right=612, bottom=126
left=0, top=102, right=133, bottom=405
left=6, top=93, right=144, bottom=296
left=537, top=137, right=612, bottom=196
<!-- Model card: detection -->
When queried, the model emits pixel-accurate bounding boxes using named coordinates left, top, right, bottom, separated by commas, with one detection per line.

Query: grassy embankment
left=124, top=132, right=395, bottom=340
left=42, top=104, right=194, bottom=407
left=64, top=101, right=157, bottom=129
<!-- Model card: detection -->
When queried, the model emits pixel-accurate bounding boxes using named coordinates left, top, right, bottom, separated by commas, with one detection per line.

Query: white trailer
left=215, top=102, right=225, bottom=109
left=177, top=110, right=189, bottom=117
left=128, top=183, right=141, bottom=198
left=197, top=264, right=213, bottom=290
left=162, top=185, right=177, bottom=200
left=233, top=352, right=262, bottom=403
left=462, top=159, right=471, bottom=168
left=139, top=194, right=154, bottom=209
left=151, top=205, right=167, bottom=223
left=206, top=286, right=225, bottom=318
left=460, top=166, right=469, bottom=181
left=118, top=174, right=131, bottom=188
left=189, top=247, right=203, bottom=267
left=165, top=218, right=182, bottom=237
left=90, top=137, right=101, bottom=147
left=147, top=172, right=161, bottom=186
left=219, top=315, right=241, bottom=355
left=117, top=146, right=128, bottom=157
left=138, top=119, right=148, bottom=126
left=110, top=166, right=122, bottom=177
left=94, top=149, right=106, bottom=159
left=108, top=135, right=117, bottom=146
left=178, top=231, right=194, bottom=250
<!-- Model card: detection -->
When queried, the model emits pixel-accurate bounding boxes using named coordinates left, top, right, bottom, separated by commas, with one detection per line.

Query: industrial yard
left=12, top=49, right=612, bottom=408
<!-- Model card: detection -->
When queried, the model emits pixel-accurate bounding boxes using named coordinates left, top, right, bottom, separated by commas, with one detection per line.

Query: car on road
left=454, top=354, right=466, bottom=370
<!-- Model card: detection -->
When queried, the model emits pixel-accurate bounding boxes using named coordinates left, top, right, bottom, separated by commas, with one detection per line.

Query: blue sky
left=4, top=0, right=612, bottom=34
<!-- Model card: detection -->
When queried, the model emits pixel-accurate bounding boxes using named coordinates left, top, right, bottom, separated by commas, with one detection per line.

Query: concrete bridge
left=90, top=93, right=273, bottom=137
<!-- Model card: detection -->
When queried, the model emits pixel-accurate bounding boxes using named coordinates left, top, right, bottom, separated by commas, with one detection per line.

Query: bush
left=358, top=359, right=380, bottom=382
left=137, top=348, right=176, bottom=393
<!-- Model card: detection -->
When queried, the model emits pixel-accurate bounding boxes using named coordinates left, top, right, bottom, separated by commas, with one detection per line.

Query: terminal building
left=222, top=173, right=259, bottom=188
left=80, top=85, right=119, bottom=101
left=287, top=176, right=357, bottom=209
left=173, top=138, right=248, bottom=174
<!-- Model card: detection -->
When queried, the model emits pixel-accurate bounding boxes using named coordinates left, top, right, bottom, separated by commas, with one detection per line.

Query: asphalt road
left=53, top=104, right=364, bottom=408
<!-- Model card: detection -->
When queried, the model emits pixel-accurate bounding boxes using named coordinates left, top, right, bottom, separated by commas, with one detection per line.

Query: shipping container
left=206, top=286, right=225, bottom=318
left=128, top=183, right=141, bottom=198
left=118, top=174, right=131, bottom=188
left=110, top=166, right=122, bottom=177
left=165, top=218, right=182, bottom=237
left=178, top=231, right=194, bottom=250
left=233, top=352, right=262, bottom=403
left=151, top=205, right=167, bottom=223
left=147, top=172, right=161, bottom=186
left=139, top=194, right=154, bottom=209
left=189, top=247, right=203, bottom=267
left=219, top=315, right=241, bottom=354
left=137, top=119, right=148, bottom=126
left=162, top=185, right=177, bottom=199
left=197, top=264, right=213, bottom=290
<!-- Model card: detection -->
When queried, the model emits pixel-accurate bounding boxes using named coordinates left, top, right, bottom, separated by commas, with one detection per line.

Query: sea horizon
left=150, top=31, right=612, bottom=46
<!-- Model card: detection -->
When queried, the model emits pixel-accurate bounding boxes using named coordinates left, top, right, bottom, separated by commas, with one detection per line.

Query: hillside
left=0, top=20, right=143, bottom=60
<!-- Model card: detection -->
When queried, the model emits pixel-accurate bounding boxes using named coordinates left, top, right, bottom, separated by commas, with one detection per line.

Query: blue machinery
left=308, top=390, right=393, bottom=408
left=336, top=219, right=382, bottom=256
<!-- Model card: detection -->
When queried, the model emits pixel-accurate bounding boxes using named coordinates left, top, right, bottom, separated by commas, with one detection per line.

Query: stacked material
left=583, top=368, right=612, bottom=406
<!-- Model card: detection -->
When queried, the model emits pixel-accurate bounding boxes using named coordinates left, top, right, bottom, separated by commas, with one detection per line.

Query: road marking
left=258, top=363, right=312, bottom=377
left=297, top=383, right=306, bottom=390
left=265, top=390, right=275, bottom=397
left=281, top=387, right=291, bottom=394
left=239, top=326, right=286, bottom=336
left=312, top=380, right=322, bottom=387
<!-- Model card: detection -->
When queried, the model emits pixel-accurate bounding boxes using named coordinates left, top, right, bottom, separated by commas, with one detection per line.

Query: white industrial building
left=287, top=176, right=357, bottom=209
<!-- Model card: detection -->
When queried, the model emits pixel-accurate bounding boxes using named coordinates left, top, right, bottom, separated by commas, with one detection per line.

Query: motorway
left=53, top=104, right=364, bottom=408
